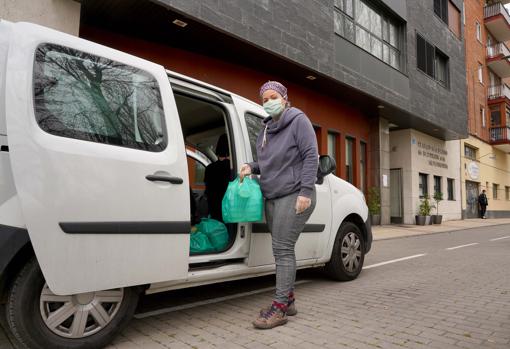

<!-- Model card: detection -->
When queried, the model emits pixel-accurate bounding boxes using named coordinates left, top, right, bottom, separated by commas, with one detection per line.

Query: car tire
left=325, top=222, right=365, bottom=281
left=6, top=258, right=139, bottom=349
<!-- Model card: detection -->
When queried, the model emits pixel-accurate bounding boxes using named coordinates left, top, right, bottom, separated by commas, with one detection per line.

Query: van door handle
left=146, top=174, right=183, bottom=184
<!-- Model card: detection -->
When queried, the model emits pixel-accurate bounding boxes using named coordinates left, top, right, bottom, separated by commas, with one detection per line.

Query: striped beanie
left=259, top=81, right=288, bottom=100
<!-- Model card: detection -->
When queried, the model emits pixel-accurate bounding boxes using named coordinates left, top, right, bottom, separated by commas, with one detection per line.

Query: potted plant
left=367, top=187, right=381, bottom=226
left=432, top=191, right=443, bottom=224
left=416, top=194, right=434, bottom=225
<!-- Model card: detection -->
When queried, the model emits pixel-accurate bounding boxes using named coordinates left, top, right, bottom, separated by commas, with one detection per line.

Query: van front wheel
left=325, top=222, right=365, bottom=281
left=6, top=258, right=139, bottom=349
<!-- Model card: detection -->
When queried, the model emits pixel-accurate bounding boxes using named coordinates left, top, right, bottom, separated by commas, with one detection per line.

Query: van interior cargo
left=173, top=92, right=238, bottom=255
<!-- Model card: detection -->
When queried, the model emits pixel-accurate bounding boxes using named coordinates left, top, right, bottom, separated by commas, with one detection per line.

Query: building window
left=493, top=183, right=499, bottom=199
left=464, top=144, right=477, bottom=160
left=417, top=34, right=449, bottom=86
left=448, top=1, right=461, bottom=38
left=481, top=106, right=486, bottom=128
left=475, top=21, right=481, bottom=42
left=478, top=63, right=483, bottom=84
left=334, top=0, right=404, bottom=70
left=506, top=186, right=510, bottom=201
left=434, top=176, right=442, bottom=195
left=419, top=173, right=429, bottom=198
left=434, top=0, right=448, bottom=24
left=345, top=137, right=354, bottom=184
left=360, top=141, right=367, bottom=193
left=447, top=178, right=455, bottom=200
left=490, top=105, right=501, bottom=126
left=327, top=132, right=339, bottom=175
left=313, top=125, right=322, bottom=153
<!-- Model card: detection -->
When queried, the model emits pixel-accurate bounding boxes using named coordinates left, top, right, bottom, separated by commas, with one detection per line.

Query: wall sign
left=416, top=141, right=448, bottom=169
left=467, top=161, right=480, bottom=180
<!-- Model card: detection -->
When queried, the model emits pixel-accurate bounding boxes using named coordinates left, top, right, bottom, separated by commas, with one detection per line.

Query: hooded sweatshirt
left=248, top=107, right=318, bottom=199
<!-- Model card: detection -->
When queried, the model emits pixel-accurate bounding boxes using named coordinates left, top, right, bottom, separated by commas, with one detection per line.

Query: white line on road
left=134, top=279, right=312, bottom=319
left=446, top=243, right=479, bottom=250
left=362, top=254, right=427, bottom=270
left=490, top=236, right=510, bottom=241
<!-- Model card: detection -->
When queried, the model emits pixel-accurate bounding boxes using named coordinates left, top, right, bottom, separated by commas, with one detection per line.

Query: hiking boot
left=260, top=299, right=297, bottom=316
left=253, top=303, right=288, bottom=329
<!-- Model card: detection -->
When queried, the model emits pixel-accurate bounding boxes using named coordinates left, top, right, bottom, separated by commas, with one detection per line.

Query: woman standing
left=240, top=81, right=319, bottom=329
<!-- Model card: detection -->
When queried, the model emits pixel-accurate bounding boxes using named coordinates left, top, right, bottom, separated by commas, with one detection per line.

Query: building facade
left=463, top=0, right=510, bottom=218
left=2, top=0, right=469, bottom=224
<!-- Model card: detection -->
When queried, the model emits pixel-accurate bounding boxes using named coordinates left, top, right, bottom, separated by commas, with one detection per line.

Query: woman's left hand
left=295, top=196, right=311, bottom=214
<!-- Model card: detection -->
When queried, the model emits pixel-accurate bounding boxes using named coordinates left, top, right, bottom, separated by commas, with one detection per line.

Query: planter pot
left=432, top=215, right=443, bottom=224
left=415, top=215, right=427, bottom=225
left=370, top=214, right=381, bottom=226
left=428, top=215, right=434, bottom=225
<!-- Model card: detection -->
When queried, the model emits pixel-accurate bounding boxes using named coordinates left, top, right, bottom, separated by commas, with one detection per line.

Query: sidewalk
left=372, top=218, right=510, bottom=240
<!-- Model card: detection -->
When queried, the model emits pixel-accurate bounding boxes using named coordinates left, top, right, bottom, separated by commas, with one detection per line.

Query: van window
left=245, top=113, right=264, bottom=161
left=33, top=44, right=166, bottom=151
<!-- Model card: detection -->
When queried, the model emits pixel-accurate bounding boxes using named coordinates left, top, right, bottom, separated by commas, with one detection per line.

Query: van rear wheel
left=6, top=258, right=139, bottom=349
left=325, top=222, right=365, bottom=281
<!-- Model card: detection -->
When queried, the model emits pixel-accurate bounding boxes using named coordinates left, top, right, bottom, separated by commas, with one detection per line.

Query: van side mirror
left=316, top=155, right=336, bottom=184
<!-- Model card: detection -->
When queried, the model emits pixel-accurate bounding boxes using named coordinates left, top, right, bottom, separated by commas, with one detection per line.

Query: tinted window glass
left=245, top=113, right=264, bottom=161
left=34, top=44, right=166, bottom=151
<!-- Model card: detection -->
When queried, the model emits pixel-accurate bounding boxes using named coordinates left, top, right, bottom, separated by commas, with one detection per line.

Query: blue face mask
left=263, top=98, right=284, bottom=117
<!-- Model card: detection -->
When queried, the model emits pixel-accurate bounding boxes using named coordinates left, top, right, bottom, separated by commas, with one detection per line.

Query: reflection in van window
left=33, top=44, right=166, bottom=151
left=245, top=113, right=264, bottom=161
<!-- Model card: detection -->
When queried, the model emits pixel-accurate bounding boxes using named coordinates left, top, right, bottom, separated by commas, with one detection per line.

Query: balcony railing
left=490, top=126, right=510, bottom=142
left=488, top=84, right=510, bottom=100
left=484, top=2, right=510, bottom=25
left=487, top=42, right=510, bottom=59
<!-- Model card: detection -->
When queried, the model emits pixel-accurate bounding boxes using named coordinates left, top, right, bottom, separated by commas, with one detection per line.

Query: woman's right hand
left=239, top=164, right=252, bottom=182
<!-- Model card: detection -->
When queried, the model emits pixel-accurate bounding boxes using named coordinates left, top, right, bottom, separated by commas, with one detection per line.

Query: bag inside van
left=173, top=92, right=238, bottom=255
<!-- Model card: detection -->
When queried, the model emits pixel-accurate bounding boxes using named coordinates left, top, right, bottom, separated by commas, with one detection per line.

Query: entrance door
left=465, top=181, right=480, bottom=218
left=390, top=169, right=403, bottom=224
left=5, top=23, right=190, bottom=295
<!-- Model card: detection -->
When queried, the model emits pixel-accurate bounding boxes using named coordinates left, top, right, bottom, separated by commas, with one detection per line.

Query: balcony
left=488, top=84, right=510, bottom=102
left=487, top=43, right=510, bottom=77
left=490, top=126, right=510, bottom=152
left=485, top=3, right=510, bottom=42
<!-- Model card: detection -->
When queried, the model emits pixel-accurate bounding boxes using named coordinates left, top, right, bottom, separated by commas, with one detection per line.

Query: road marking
left=134, top=279, right=312, bottom=319
left=446, top=243, right=479, bottom=250
left=490, top=236, right=510, bottom=241
left=363, top=254, right=427, bottom=270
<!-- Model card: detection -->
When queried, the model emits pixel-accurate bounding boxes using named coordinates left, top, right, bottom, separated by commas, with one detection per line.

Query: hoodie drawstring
left=262, top=124, right=268, bottom=148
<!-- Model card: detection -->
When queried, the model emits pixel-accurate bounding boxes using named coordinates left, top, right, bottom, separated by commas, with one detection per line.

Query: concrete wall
left=0, top=0, right=80, bottom=35
left=461, top=136, right=510, bottom=217
left=390, top=129, right=462, bottom=224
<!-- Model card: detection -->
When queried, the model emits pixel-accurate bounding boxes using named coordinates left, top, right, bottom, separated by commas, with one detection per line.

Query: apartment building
left=463, top=0, right=510, bottom=218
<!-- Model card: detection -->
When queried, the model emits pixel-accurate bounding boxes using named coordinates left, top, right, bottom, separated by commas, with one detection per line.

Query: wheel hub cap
left=341, top=232, right=362, bottom=273
left=40, top=284, right=124, bottom=339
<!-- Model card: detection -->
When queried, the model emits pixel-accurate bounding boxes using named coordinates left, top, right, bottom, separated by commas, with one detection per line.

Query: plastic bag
left=197, top=218, right=229, bottom=252
left=222, top=177, right=263, bottom=223
left=189, top=231, right=214, bottom=254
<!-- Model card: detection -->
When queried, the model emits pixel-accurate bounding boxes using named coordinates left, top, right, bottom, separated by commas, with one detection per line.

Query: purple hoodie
left=248, top=107, right=318, bottom=199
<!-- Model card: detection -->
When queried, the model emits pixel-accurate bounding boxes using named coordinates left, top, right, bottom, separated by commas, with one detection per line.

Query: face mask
left=263, top=98, right=284, bottom=117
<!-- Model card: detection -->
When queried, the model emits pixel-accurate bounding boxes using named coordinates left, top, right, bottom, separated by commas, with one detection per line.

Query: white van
left=0, top=21, right=372, bottom=349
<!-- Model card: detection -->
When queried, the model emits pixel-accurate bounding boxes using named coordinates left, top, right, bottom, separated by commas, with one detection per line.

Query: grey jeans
left=265, top=189, right=317, bottom=304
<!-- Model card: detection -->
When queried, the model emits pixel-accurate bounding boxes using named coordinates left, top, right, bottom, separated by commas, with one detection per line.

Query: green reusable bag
left=197, top=218, right=229, bottom=252
left=222, top=177, right=263, bottom=223
left=189, top=230, right=214, bottom=254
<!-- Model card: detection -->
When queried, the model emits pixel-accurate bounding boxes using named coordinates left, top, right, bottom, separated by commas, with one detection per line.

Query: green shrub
left=418, top=194, right=435, bottom=216
left=367, top=187, right=381, bottom=215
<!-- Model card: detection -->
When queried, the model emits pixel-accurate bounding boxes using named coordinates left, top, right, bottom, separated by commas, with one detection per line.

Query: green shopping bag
left=189, top=230, right=214, bottom=254
left=197, top=218, right=229, bottom=252
left=222, top=177, right=263, bottom=223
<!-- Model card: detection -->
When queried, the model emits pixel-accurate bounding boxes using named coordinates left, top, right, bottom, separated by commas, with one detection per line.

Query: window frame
left=334, top=0, right=405, bottom=72
left=419, top=173, right=429, bottom=199
left=33, top=43, right=168, bottom=152
left=434, top=0, right=449, bottom=24
left=447, top=178, right=455, bottom=201
left=433, top=175, right=442, bottom=196
left=244, top=112, right=265, bottom=162
left=464, top=144, right=477, bottom=160
left=345, top=136, right=355, bottom=184
left=327, top=131, right=340, bottom=175
left=416, top=33, right=450, bottom=88
left=475, top=21, right=482, bottom=43
left=493, top=183, right=499, bottom=200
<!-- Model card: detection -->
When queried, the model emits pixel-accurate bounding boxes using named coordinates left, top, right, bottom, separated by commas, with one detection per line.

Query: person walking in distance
left=478, top=189, right=488, bottom=219
left=239, top=81, right=319, bottom=329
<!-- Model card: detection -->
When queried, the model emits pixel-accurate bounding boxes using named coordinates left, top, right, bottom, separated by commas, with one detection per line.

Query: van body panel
left=0, top=21, right=11, bottom=136
left=4, top=22, right=191, bottom=295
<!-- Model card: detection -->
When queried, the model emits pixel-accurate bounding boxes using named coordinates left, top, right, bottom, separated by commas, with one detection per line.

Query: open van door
left=4, top=22, right=190, bottom=295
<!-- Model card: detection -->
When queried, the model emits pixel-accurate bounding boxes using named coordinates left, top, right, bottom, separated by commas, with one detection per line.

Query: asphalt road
left=2, top=224, right=510, bottom=349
